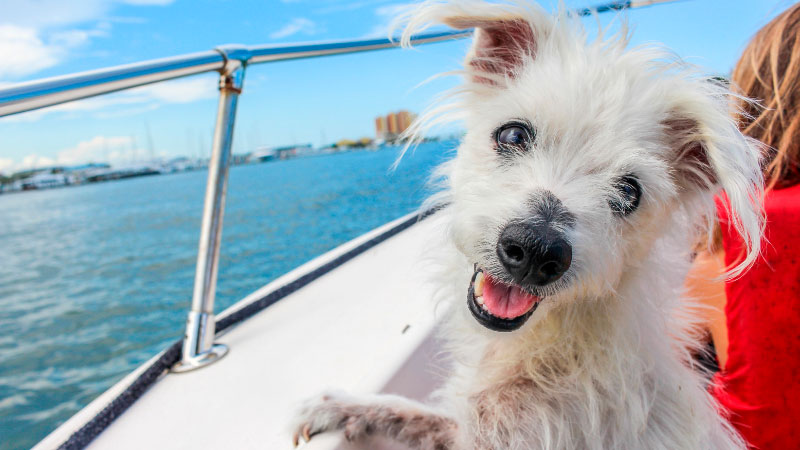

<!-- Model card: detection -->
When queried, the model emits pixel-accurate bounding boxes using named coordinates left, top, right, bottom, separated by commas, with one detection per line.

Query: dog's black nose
left=497, top=222, right=572, bottom=286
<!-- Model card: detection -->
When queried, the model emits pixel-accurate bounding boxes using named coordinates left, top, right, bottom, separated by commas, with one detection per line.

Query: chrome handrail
left=171, top=61, right=246, bottom=372
left=0, top=30, right=470, bottom=118
left=0, top=0, right=677, bottom=373
left=0, top=51, right=224, bottom=118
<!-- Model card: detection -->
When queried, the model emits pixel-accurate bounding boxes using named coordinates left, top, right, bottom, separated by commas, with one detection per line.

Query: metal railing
left=0, top=0, right=676, bottom=373
left=0, top=31, right=470, bottom=118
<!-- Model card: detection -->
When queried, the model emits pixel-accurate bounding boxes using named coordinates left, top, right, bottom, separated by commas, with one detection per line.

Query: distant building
left=375, top=116, right=389, bottom=138
left=387, top=112, right=399, bottom=135
left=375, top=110, right=416, bottom=141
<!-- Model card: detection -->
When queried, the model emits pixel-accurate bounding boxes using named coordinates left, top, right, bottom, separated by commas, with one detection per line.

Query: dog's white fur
left=293, top=1, right=764, bottom=449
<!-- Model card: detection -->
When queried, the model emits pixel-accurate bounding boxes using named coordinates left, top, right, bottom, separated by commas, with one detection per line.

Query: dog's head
left=403, top=1, right=763, bottom=333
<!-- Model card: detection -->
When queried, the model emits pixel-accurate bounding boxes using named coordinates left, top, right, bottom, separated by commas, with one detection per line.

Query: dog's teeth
left=474, top=272, right=484, bottom=296
left=476, top=295, right=484, bottom=306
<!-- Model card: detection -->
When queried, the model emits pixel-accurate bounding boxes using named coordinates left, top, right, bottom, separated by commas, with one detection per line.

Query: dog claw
left=291, top=423, right=312, bottom=447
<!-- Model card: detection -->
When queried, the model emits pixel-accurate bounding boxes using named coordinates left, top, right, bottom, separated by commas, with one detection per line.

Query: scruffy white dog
left=293, top=1, right=763, bottom=449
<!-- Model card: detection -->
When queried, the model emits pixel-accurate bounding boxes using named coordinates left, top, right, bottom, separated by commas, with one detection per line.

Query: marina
left=0, top=140, right=438, bottom=194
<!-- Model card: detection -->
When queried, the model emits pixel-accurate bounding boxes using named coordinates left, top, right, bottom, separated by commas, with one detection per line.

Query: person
left=687, top=3, right=800, bottom=448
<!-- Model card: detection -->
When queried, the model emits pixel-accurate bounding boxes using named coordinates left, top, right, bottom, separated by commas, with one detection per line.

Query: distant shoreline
left=0, top=137, right=457, bottom=196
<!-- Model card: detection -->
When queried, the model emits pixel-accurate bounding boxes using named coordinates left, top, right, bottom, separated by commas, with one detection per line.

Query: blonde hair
left=701, top=5, right=800, bottom=253
left=732, top=2, right=800, bottom=189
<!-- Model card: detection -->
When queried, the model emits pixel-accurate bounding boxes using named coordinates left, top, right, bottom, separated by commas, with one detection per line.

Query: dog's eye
left=610, top=175, right=641, bottom=215
left=495, top=122, right=534, bottom=153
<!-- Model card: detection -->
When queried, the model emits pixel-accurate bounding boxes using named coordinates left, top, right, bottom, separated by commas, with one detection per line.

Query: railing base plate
left=171, top=344, right=229, bottom=373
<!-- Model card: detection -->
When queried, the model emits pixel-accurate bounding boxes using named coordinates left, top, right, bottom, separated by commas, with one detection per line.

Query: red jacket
left=713, top=185, right=800, bottom=449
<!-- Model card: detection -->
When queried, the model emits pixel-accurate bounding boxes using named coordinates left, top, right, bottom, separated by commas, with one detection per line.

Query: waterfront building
left=375, top=116, right=389, bottom=139
left=374, top=110, right=417, bottom=141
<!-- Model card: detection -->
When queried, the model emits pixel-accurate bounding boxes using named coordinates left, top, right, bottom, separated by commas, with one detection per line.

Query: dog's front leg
left=292, top=391, right=458, bottom=449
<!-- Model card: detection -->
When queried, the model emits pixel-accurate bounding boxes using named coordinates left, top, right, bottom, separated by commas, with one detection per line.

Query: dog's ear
left=662, top=96, right=764, bottom=277
left=663, top=116, right=718, bottom=189
left=398, top=1, right=548, bottom=86
left=444, top=15, right=539, bottom=85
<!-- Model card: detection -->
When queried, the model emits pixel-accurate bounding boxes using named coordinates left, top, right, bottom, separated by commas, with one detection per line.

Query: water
left=0, top=141, right=454, bottom=450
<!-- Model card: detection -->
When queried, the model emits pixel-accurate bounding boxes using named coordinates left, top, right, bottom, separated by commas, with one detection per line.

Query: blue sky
left=0, top=0, right=793, bottom=174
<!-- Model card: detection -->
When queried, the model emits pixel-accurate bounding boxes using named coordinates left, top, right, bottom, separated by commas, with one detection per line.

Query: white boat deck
left=36, top=212, right=450, bottom=450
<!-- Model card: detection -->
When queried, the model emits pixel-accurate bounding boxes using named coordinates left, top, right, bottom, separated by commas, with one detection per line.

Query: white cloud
left=16, top=154, right=57, bottom=171
left=0, top=25, right=111, bottom=79
left=5, top=135, right=149, bottom=172
left=56, top=135, right=136, bottom=165
left=0, top=25, right=61, bottom=78
left=363, top=22, right=392, bottom=38
left=0, top=0, right=172, bottom=28
left=0, top=0, right=171, bottom=82
left=0, top=158, right=14, bottom=174
left=130, top=77, right=217, bottom=103
left=269, top=18, right=318, bottom=40
left=374, top=3, right=415, bottom=17
left=0, top=1, right=111, bottom=29
left=92, top=103, right=159, bottom=119
left=50, top=28, right=102, bottom=47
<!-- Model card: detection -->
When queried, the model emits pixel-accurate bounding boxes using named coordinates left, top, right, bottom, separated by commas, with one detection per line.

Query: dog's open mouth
left=467, top=266, right=541, bottom=332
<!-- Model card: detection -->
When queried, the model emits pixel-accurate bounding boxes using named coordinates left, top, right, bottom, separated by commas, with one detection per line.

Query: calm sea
left=0, top=141, right=454, bottom=450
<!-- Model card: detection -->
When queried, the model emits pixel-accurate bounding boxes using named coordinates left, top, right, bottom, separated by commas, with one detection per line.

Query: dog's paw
left=291, top=390, right=364, bottom=447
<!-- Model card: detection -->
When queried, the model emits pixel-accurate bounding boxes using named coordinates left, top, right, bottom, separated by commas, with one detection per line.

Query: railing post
left=172, top=58, right=246, bottom=372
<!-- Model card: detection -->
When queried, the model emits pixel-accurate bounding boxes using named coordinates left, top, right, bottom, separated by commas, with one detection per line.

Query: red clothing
left=713, top=185, right=800, bottom=449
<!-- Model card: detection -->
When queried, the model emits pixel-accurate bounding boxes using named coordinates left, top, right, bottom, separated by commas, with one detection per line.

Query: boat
left=18, top=171, right=74, bottom=190
left=0, top=1, right=676, bottom=448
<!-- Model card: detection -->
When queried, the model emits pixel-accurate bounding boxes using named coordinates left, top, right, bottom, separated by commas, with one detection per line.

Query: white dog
left=293, top=1, right=763, bottom=449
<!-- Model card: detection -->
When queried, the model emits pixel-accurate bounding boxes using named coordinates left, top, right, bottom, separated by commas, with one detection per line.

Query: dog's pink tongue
left=482, top=274, right=540, bottom=319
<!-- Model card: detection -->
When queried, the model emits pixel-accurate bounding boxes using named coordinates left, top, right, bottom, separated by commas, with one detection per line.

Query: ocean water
left=0, top=141, right=455, bottom=450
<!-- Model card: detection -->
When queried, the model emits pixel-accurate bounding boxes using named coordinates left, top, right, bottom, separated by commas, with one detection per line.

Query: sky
left=0, top=0, right=794, bottom=174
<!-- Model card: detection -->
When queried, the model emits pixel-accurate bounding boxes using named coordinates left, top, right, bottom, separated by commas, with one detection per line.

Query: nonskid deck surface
left=37, top=213, right=450, bottom=450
